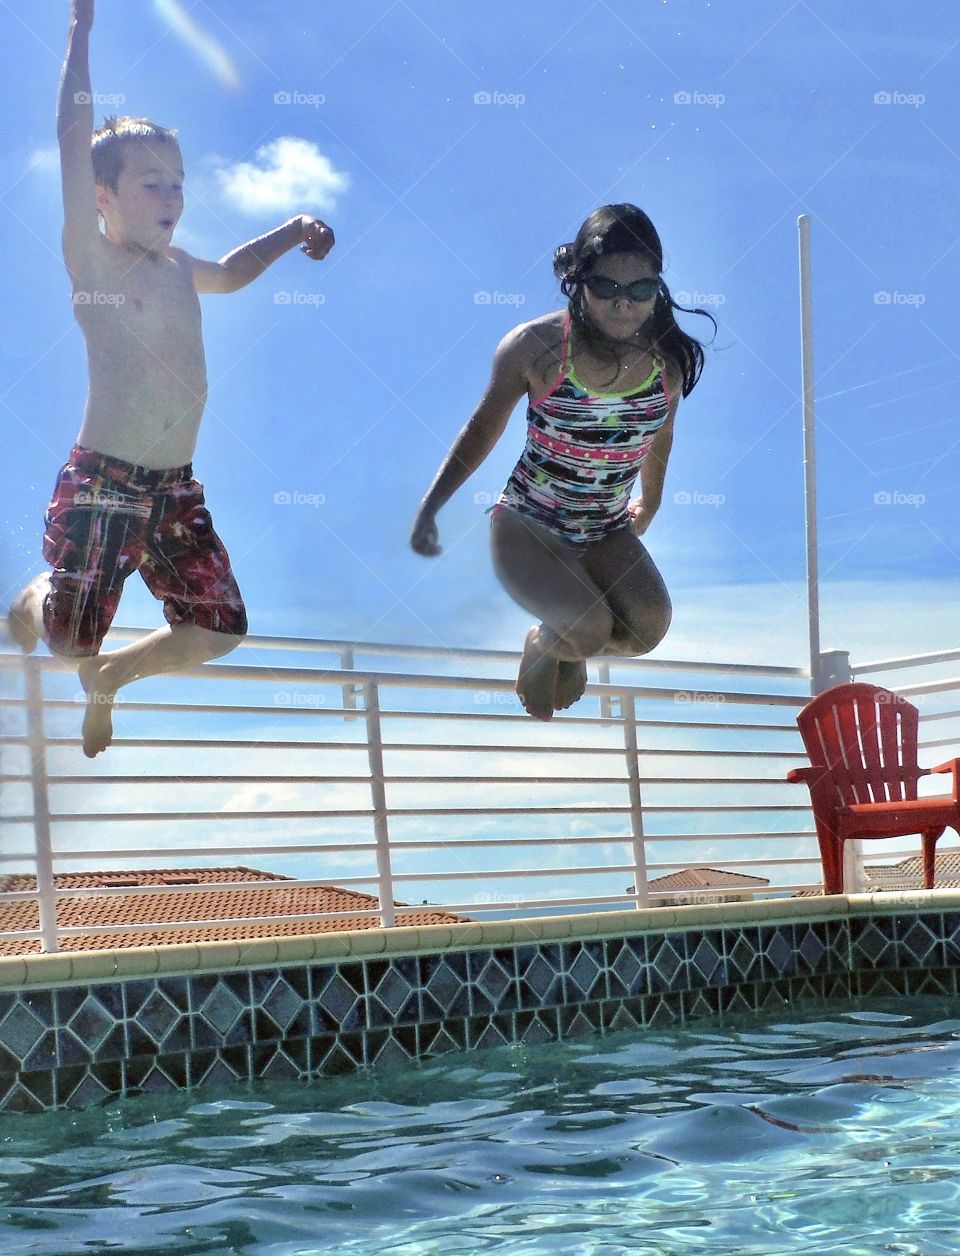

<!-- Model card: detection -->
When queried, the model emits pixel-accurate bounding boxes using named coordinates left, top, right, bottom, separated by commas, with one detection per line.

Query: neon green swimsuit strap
left=567, top=324, right=662, bottom=398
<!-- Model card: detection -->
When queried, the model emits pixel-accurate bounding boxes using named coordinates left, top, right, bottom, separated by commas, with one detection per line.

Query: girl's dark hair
left=553, top=203, right=716, bottom=397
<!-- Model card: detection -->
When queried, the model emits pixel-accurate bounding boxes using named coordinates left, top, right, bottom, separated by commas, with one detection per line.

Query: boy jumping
left=8, top=0, right=334, bottom=757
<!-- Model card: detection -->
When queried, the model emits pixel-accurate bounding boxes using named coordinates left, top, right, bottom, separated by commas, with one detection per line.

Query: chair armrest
left=787, top=766, right=821, bottom=784
left=927, top=758, right=960, bottom=804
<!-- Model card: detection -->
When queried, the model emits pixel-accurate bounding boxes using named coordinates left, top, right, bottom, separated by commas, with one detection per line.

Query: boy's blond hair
left=91, top=115, right=179, bottom=194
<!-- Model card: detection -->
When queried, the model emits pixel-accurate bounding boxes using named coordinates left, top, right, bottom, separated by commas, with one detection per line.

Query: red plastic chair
left=787, top=682, right=960, bottom=894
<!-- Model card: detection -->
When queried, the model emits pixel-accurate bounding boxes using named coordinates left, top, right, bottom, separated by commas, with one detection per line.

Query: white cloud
left=214, top=137, right=349, bottom=216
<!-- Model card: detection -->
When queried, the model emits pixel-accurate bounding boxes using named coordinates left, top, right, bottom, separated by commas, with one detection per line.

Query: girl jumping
left=411, top=204, right=715, bottom=720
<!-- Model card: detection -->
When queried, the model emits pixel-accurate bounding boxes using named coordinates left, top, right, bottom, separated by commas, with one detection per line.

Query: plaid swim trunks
left=42, top=444, right=247, bottom=656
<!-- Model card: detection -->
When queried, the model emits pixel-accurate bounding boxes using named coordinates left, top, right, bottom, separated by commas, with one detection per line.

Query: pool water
left=3, top=996, right=960, bottom=1255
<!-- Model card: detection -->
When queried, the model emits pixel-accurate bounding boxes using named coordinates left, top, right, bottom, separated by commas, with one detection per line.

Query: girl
left=411, top=204, right=715, bottom=720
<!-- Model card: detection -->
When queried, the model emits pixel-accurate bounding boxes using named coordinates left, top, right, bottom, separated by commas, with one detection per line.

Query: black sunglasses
left=582, top=274, right=660, bottom=303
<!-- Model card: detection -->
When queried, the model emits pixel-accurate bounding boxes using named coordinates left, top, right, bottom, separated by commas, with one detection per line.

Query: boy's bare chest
left=74, top=249, right=201, bottom=343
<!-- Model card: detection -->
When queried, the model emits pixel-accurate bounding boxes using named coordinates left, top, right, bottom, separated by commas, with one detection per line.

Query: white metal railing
left=0, top=627, right=830, bottom=952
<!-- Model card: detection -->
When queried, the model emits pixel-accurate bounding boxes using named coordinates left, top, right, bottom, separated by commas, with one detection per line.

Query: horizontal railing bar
left=29, top=773, right=803, bottom=787
left=46, top=831, right=817, bottom=859
left=0, top=624, right=811, bottom=676
left=0, top=693, right=805, bottom=734
left=2, top=801, right=815, bottom=824
left=42, top=775, right=375, bottom=786
left=0, top=650, right=809, bottom=706
left=44, top=885, right=826, bottom=934
left=853, top=648, right=960, bottom=674
left=2, top=810, right=373, bottom=823
left=0, top=736, right=803, bottom=758
left=50, top=843, right=377, bottom=858
left=885, top=679, right=960, bottom=698
left=0, top=737, right=368, bottom=751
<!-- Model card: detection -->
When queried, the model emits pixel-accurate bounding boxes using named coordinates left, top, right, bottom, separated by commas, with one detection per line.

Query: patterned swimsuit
left=492, top=316, right=672, bottom=543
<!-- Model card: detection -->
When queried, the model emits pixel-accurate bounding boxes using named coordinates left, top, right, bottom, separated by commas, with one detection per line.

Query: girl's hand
left=411, top=508, right=441, bottom=556
left=627, top=497, right=656, bottom=536
left=299, top=216, right=335, bottom=260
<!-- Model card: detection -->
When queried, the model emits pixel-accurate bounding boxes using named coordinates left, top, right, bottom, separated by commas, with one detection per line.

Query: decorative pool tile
left=1, top=906, right=958, bottom=1111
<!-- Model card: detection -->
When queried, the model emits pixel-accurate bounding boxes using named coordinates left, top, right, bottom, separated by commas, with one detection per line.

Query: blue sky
left=2, top=1, right=960, bottom=906
left=4, top=0, right=960, bottom=669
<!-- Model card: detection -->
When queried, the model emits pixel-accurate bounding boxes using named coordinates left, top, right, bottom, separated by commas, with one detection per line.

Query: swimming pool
left=2, top=993, right=959, bottom=1254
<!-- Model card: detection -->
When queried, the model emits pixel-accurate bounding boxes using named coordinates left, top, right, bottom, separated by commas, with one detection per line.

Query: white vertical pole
left=621, top=694, right=649, bottom=909
left=798, top=215, right=822, bottom=694
left=23, top=658, right=59, bottom=952
left=363, top=680, right=396, bottom=928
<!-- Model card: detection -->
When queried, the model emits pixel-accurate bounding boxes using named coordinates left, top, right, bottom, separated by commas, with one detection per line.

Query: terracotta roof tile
left=648, top=867, right=771, bottom=892
left=0, top=867, right=467, bottom=955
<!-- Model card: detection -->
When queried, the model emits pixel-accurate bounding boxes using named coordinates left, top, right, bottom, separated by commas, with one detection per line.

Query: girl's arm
left=629, top=363, right=682, bottom=536
left=411, top=326, right=529, bottom=556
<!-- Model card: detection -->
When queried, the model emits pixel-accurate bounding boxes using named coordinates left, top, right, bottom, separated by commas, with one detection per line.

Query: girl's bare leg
left=490, top=510, right=613, bottom=720
left=77, top=622, right=243, bottom=757
left=578, top=523, right=672, bottom=658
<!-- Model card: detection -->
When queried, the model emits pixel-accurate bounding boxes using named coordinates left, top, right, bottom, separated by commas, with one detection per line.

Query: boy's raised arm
left=175, top=216, right=335, bottom=294
left=58, top=0, right=100, bottom=276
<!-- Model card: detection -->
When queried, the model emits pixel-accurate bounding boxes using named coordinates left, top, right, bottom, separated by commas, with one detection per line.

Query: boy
left=9, top=0, right=334, bottom=757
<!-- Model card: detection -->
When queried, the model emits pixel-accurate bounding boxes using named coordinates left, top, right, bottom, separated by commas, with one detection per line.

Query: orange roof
left=648, top=867, right=770, bottom=891
left=865, top=847, right=960, bottom=889
left=0, top=866, right=467, bottom=955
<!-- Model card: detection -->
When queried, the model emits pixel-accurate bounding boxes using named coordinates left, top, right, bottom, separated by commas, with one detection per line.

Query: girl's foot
left=77, top=655, right=117, bottom=758
left=554, top=659, right=588, bottom=711
left=516, top=626, right=558, bottom=721
left=7, top=575, right=49, bottom=654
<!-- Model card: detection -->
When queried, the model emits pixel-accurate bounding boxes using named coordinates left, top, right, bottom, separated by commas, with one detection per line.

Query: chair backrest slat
left=797, top=682, right=921, bottom=807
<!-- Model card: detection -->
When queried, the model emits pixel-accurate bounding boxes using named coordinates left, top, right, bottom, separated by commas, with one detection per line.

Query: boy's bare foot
left=555, top=659, right=588, bottom=711
left=77, top=655, right=117, bottom=757
left=516, top=626, right=558, bottom=721
left=7, top=575, right=49, bottom=654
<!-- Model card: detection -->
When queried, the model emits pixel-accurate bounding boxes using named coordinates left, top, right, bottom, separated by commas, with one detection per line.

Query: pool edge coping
left=2, top=890, right=953, bottom=989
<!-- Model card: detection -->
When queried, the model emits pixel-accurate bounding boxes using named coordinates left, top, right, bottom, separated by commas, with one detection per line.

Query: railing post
left=22, top=657, right=59, bottom=952
left=340, top=647, right=363, bottom=721
left=597, top=662, right=621, bottom=720
left=818, top=648, right=852, bottom=692
left=362, top=679, right=396, bottom=927
left=621, top=693, right=649, bottom=909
